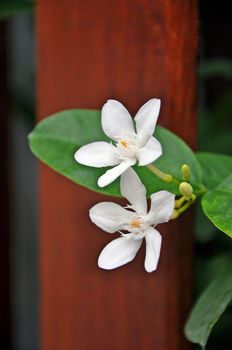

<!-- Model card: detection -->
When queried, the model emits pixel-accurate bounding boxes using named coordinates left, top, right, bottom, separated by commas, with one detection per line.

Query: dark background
left=0, top=1, right=231, bottom=349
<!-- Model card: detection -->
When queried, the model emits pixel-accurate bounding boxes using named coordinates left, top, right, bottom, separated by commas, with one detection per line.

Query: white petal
left=146, top=190, right=175, bottom=225
left=101, top=100, right=135, bottom=141
left=75, top=141, right=120, bottom=167
left=144, top=227, right=162, bottom=273
left=135, top=99, right=161, bottom=146
left=137, top=137, right=162, bottom=166
left=120, top=168, right=147, bottom=215
left=89, top=202, right=134, bottom=233
left=98, top=159, right=136, bottom=188
left=98, top=237, right=143, bottom=270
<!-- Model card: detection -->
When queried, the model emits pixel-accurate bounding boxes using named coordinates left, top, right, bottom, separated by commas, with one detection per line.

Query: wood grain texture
left=37, top=1, right=198, bottom=349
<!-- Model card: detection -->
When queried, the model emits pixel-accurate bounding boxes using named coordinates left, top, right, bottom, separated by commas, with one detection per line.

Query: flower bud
left=181, top=164, right=191, bottom=181
left=179, top=181, right=193, bottom=198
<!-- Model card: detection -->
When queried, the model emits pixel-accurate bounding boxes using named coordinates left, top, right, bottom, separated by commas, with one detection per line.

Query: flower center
left=119, top=140, right=129, bottom=148
left=130, top=219, right=141, bottom=228
left=114, top=134, right=138, bottom=160
left=120, top=215, right=151, bottom=240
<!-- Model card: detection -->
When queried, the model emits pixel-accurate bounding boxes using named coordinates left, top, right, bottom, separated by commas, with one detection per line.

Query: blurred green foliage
left=189, top=58, right=232, bottom=348
left=198, top=60, right=232, bottom=154
left=0, top=0, right=34, bottom=21
left=199, top=59, right=232, bottom=80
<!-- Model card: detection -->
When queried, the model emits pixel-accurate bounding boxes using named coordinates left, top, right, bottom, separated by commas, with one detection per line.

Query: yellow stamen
left=130, top=220, right=141, bottom=228
left=119, top=140, right=129, bottom=148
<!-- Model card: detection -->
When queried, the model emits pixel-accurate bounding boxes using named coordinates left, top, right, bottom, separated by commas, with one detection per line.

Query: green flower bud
left=181, top=164, right=190, bottom=181
left=179, top=181, right=193, bottom=198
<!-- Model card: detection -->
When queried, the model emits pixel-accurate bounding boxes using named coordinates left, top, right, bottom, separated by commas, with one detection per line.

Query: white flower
left=89, top=168, right=175, bottom=273
left=75, top=99, right=162, bottom=187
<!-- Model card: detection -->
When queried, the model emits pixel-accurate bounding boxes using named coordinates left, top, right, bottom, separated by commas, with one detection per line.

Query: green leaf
left=185, top=255, right=232, bottom=349
left=198, top=59, right=232, bottom=80
left=0, top=1, right=34, bottom=20
left=29, top=109, right=204, bottom=197
left=196, top=152, right=232, bottom=190
left=201, top=174, right=232, bottom=237
left=197, top=152, right=232, bottom=237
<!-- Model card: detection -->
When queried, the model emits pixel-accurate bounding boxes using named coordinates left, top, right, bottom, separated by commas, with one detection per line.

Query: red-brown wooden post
left=37, top=1, right=198, bottom=349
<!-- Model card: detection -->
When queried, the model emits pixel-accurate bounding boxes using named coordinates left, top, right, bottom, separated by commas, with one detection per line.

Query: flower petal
left=135, top=99, right=161, bottom=146
left=137, top=136, right=162, bottom=166
left=98, top=237, right=143, bottom=270
left=75, top=141, right=120, bottom=167
left=101, top=100, right=135, bottom=141
left=89, top=202, right=134, bottom=233
left=144, top=227, right=162, bottom=273
left=120, top=167, right=147, bottom=215
left=98, top=159, right=136, bottom=188
left=146, top=190, right=175, bottom=225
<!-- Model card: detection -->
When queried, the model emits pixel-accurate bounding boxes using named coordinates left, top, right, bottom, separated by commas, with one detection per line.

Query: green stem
left=146, top=164, right=178, bottom=184
left=175, top=196, right=186, bottom=209
left=177, top=199, right=194, bottom=215
left=171, top=197, right=195, bottom=220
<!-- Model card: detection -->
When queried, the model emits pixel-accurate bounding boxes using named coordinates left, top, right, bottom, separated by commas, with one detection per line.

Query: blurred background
left=0, top=1, right=231, bottom=349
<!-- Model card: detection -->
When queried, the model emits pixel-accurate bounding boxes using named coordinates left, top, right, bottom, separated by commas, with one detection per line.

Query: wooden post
left=37, top=1, right=198, bottom=349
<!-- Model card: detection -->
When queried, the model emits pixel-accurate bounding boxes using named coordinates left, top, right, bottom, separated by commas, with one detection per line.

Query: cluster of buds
left=171, top=164, right=196, bottom=219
